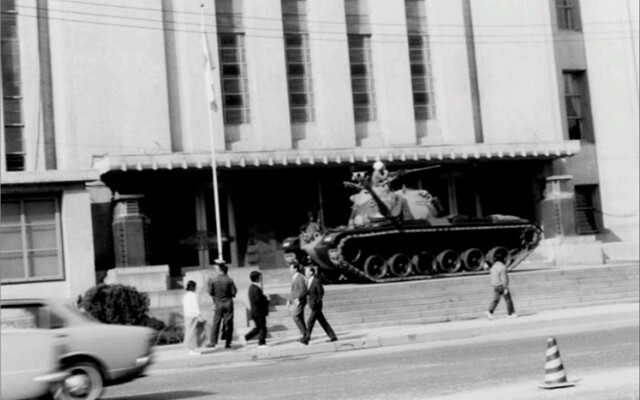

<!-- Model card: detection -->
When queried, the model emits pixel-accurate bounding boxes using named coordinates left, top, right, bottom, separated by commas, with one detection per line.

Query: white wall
left=369, top=0, right=416, bottom=147
left=581, top=0, right=640, bottom=242
left=426, top=0, right=475, bottom=145
left=163, top=0, right=225, bottom=154
left=307, top=0, right=356, bottom=149
left=244, top=0, right=292, bottom=151
left=471, top=0, right=563, bottom=144
left=47, top=0, right=172, bottom=170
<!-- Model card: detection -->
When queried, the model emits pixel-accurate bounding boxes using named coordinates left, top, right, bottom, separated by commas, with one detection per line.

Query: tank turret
left=283, top=163, right=541, bottom=283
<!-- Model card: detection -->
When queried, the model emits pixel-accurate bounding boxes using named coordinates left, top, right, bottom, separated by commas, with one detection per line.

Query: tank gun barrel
left=387, top=165, right=440, bottom=182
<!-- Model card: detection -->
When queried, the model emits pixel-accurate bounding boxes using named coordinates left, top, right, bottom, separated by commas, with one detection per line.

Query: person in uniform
left=371, top=161, right=389, bottom=187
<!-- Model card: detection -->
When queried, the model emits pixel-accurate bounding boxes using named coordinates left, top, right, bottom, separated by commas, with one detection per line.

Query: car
left=1, top=298, right=155, bottom=400
left=1, top=325, right=69, bottom=400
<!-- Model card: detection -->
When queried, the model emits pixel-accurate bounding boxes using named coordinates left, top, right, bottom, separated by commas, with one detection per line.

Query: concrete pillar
left=112, top=195, right=150, bottom=267
left=540, top=175, right=576, bottom=238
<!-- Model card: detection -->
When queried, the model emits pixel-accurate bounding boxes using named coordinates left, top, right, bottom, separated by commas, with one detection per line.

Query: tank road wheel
left=412, top=252, right=436, bottom=275
left=341, top=244, right=362, bottom=263
left=388, top=254, right=412, bottom=278
left=363, top=255, right=388, bottom=280
left=460, top=248, right=485, bottom=272
left=436, top=250, right=461, bottom=274
left=486, top=246, right=511, bottom=265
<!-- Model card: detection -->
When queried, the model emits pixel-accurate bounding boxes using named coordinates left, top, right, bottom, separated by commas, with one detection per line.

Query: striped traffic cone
left=539, top=337, right=576, bottom=389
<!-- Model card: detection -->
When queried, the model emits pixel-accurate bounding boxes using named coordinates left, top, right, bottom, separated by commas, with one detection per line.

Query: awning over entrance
left=93, top=140, right=580, bottom=175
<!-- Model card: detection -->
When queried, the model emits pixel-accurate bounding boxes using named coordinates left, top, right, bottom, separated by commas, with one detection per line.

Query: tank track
left=333, top=223, right=541, bottom=283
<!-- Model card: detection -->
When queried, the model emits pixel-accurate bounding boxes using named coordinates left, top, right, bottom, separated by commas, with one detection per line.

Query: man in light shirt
left=485, top=252, right=517, bottom=320
left=183, top=280, right=206, bottom=355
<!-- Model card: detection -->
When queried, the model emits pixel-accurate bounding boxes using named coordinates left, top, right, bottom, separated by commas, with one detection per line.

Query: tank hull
left=283, top=218, right=541, bottom=283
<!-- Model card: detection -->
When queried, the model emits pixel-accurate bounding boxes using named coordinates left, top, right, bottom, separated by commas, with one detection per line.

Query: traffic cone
left=539, top=337, right=576, bottom=389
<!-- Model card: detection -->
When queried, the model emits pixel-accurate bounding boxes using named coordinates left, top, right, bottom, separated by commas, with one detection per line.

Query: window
left=218, top=34, right=250, bottom=125
left=1, top=197, right=64, bottom=283
left=408, top=36, right=436, bottom=120
left=556, top=0, right=581, bottom=31
left=574, top=185, right=599, bottom=234
left=345, top=0, right=370, bottom=28
left=345, top=0, right=375, bottom=122
left=282, top=0, right=314, bottom=123
left=406, top=1, right=436, bottom=120
left=1, top=304, right=68, bottom=329
left=563, top=71, right=593, bottom=141
left=1, top=306, right=38, bottom=329
left=348, top=35, right=376, bottom=122
left=216, top=0, right=250, bottom=125
left=1, top=0, right=25, bottom=171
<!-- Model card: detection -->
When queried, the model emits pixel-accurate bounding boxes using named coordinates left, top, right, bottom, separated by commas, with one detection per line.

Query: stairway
left=147, top=263, right=639, bottom=339
left=261, top=263, right=639, bottom=338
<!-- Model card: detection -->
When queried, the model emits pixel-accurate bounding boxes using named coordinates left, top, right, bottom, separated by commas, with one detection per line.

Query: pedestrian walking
left=207, top=261, right=237, bottom=349
left=301, top=267, right=337, bottom=345
left=288, top=263, right=308, bottom=342
left=485, top=252, right=518, bottom=320
left=243, top=271, right=269, bottom=348
left=183, top=280, right=206, bottom=355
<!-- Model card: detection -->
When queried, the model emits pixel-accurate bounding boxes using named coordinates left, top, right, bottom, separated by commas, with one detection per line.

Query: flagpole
left=201, top=3, right=224, bottom=263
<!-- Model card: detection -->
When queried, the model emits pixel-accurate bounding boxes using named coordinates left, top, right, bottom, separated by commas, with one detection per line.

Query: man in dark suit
left=207, top=261, right=237, bottom=349
left=288, top=263, right=308, bottom=342
left=243, top=271, right=269, bottom=347
left=302, top=267, right=337, bottom=345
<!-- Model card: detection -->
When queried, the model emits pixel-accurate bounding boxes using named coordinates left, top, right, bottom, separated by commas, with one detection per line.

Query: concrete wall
left=426, top=0, right=475, bottom=145
left=470, top=0, right=563, bottom=144
left=2, top=187, right=97, bottom=300
left=581, top=0, right=639, bottom=242
left=306, top=0, right=355, bottom=149
left=46, top=0, right=172, bottom=170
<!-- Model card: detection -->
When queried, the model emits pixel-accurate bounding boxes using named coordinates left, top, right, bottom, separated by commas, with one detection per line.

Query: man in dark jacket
left=288, top=263, right=308, bottom=342
left=207, top=261, right=237, bottom=349
left=243, top=271, right=269, bottom=347
left=301, top=267, right=337, bottom=345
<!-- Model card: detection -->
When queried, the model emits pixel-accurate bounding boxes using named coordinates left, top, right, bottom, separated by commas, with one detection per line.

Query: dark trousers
left=210, top=300, right=234, bottom=347
left=488, top=286, right=515, bottom=315
left=304, top=306, right=336, bottom=341
left=245, top=316, right=267, bottom=345
left=292, top=301, right=307, bottom=337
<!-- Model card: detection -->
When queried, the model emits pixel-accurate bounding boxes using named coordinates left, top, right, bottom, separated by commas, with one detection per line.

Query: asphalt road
left=103, top=323, right=639, bottom=400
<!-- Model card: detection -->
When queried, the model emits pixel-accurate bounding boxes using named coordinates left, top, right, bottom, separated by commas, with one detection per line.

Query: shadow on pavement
left=106, top=390, right=212, bottom=400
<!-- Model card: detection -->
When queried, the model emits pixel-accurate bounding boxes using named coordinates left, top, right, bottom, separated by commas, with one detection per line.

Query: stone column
left=112, top=194, right=150, bottom=267
left=540, top=175, right=576, bottom=238
left=106, top=194, right=169, bottom=292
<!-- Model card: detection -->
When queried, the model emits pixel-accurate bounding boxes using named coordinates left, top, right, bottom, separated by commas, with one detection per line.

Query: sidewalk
left=150, top=302, right=639, bottom=371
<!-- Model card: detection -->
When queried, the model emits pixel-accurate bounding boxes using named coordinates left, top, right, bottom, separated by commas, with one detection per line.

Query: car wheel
left=54, top=362, right=104, bottom=400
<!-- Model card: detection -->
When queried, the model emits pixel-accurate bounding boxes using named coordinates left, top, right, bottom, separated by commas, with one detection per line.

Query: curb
left=149, top=303, right=639, bottom=371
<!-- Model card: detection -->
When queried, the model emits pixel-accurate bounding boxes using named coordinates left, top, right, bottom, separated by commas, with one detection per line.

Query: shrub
left=155, top=325, right=184, bottom=346
left=79, top=283, right=150, bottom=326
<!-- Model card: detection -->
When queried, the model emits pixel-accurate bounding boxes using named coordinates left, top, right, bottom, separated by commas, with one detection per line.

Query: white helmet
left=373, top=161, right=384, bottom=171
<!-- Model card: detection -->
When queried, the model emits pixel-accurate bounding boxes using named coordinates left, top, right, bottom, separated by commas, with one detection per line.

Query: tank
left=283, top=165, right=542, bottom=283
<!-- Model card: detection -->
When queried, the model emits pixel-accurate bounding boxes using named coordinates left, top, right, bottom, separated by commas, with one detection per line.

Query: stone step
left=263, top=280, right=639, bottom=331
left=149, top=264, right=639, bottom=339
left=264, top=276, right=640, bottom=313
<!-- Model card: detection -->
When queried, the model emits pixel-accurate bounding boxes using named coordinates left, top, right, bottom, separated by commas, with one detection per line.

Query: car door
left=0, top=305, right=63, bottom=400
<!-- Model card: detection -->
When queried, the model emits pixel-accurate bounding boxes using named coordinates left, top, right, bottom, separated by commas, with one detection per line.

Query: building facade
left=1, top=0, right=638, bottom=298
